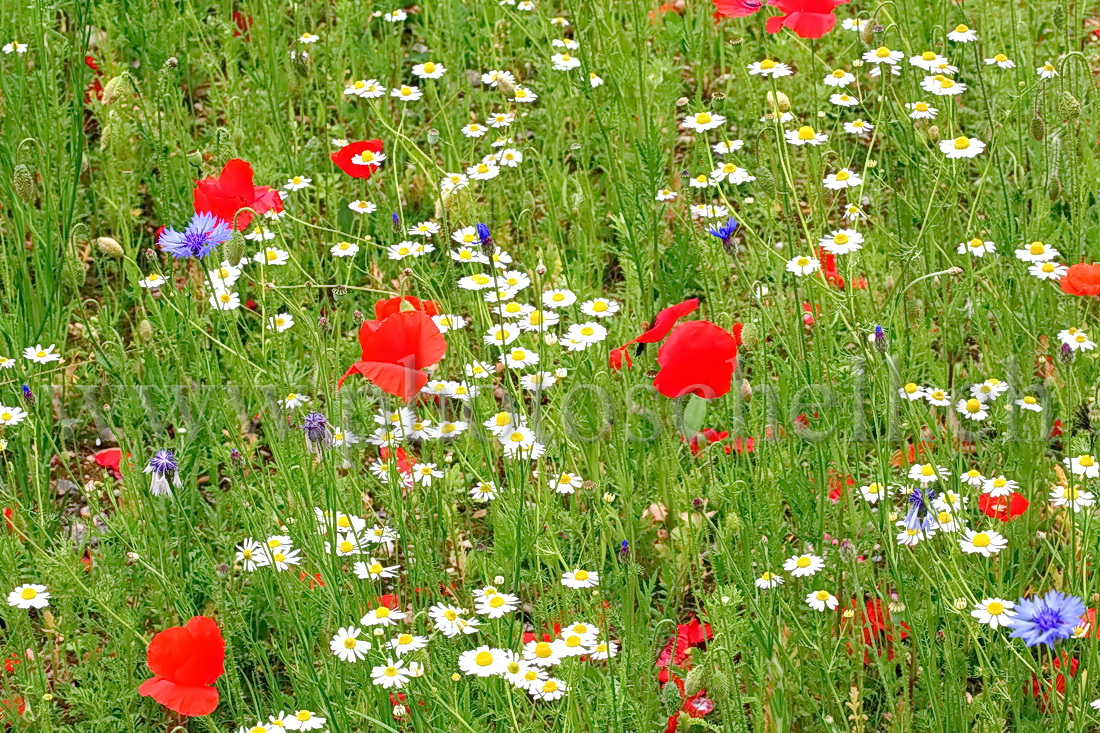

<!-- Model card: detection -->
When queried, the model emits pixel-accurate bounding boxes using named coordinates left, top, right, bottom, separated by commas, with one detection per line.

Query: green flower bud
left=95, top=236, right=125, bottom=259
left=13, top=164, right=33, bottom=204
left=660, top=680, right=684, bottom=716
left=1060, top=90, right=1081, bottom=123
left=221, top=231, right=247, bottom=266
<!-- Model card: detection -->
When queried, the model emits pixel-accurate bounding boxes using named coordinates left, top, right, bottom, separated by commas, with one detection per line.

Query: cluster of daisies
left=662, top=20, right=1073, bottom=289
left=233, top=708, right=329, bottom=733
left=231, top=505, right=615, bottom=704
left=956, top=237, right=1086, bottom=286
left=895, top=376, right=1045, bottom=422
left=331, top=582, right=617, bottom=703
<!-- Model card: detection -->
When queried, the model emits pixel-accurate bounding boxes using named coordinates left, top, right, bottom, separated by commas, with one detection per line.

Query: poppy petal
left=138, top=677, right=219, bottom=717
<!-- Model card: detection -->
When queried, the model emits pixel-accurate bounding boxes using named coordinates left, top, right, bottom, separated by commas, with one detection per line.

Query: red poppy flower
left=828, top=473, right=855, bottom=503
left=3, top=507, right=15, bottom=534
left=840, top=597, right=909, bottom=665
left=331, top=140, right=385, bottom=179
left=685, top=428, right=730, bottom=455
left=663, top=677, right=714, bottom=733
left=656, top=618, right=712, bottom=684
left=712, top=0, right=764, bottom=16
left=653, top=321, right=742, bottom=399
left=192, top=158, right=283, bottom=230
left=765, top=0, right=848, bottom=38
left=1061, top=263, right=1100, bottom=296
left=338, top=310, right=448, bottom=401
left=138, top=616, right=225, bottom=716
left=232, top=10, right=253, bottom=39
left=374, top=295, right=440, bottom=320
left=978, top=492, right=1029, bottom=521
left=1027, top=653, right=1077, bottom=710
left=609, top=298, right=698, bottom=370
left=93, top=447, right=124, bottom=481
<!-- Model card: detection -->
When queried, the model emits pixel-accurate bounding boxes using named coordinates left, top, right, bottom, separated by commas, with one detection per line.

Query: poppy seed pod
left=95, top=236, right=124, bottom=258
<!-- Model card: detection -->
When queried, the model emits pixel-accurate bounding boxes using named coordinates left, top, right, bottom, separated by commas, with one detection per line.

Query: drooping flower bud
left=95, top=236, right=124, bottom=258
left=13, top=164, right=33, bottom=204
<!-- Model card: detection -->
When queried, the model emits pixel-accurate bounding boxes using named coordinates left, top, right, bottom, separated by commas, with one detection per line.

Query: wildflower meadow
left=5, top=0, right=1100, bottom=730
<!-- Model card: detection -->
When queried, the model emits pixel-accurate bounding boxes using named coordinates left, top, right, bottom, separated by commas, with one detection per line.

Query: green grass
left=3, top=0, right=1100, bottom=731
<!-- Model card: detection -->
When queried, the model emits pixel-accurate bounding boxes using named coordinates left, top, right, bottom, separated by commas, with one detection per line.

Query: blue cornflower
left=1008, top=590, right=1085, bottom=647
left=903, top=487, right=936, bottom=530
left=476, top=223, right=492, bottom=246
left=158, top=212, right=233, bottom=259
left=302, top=411, right=332, bottom=455
left=21, top=384, right=34, bottom=404
left=143, top=449, right=181, bottom=496
left=872, top=325, right=887, bottom=353
left=707, top=218, right=739, bottom=246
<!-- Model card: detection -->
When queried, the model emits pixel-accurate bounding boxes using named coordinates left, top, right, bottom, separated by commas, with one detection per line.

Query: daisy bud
left=766, top=90, right=790, bottom=113
left=95, top=236, right=124, bottom=258
left=1060, top=90, right=1081, bottom=123
left=675, top=96, right=689, bottom=107
left=13, top=164, right=33, bottom=204
left=1029, top=110, right=1047, bottom=142
left=660, top=679, right=684, bottom=716
left=842, top=608, right=855, bottom=619
left=952, top=598, right=968, bottom=610
left=393, top=704, right=409, bottom=721
left=602, top=492, right=615, bottom=503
